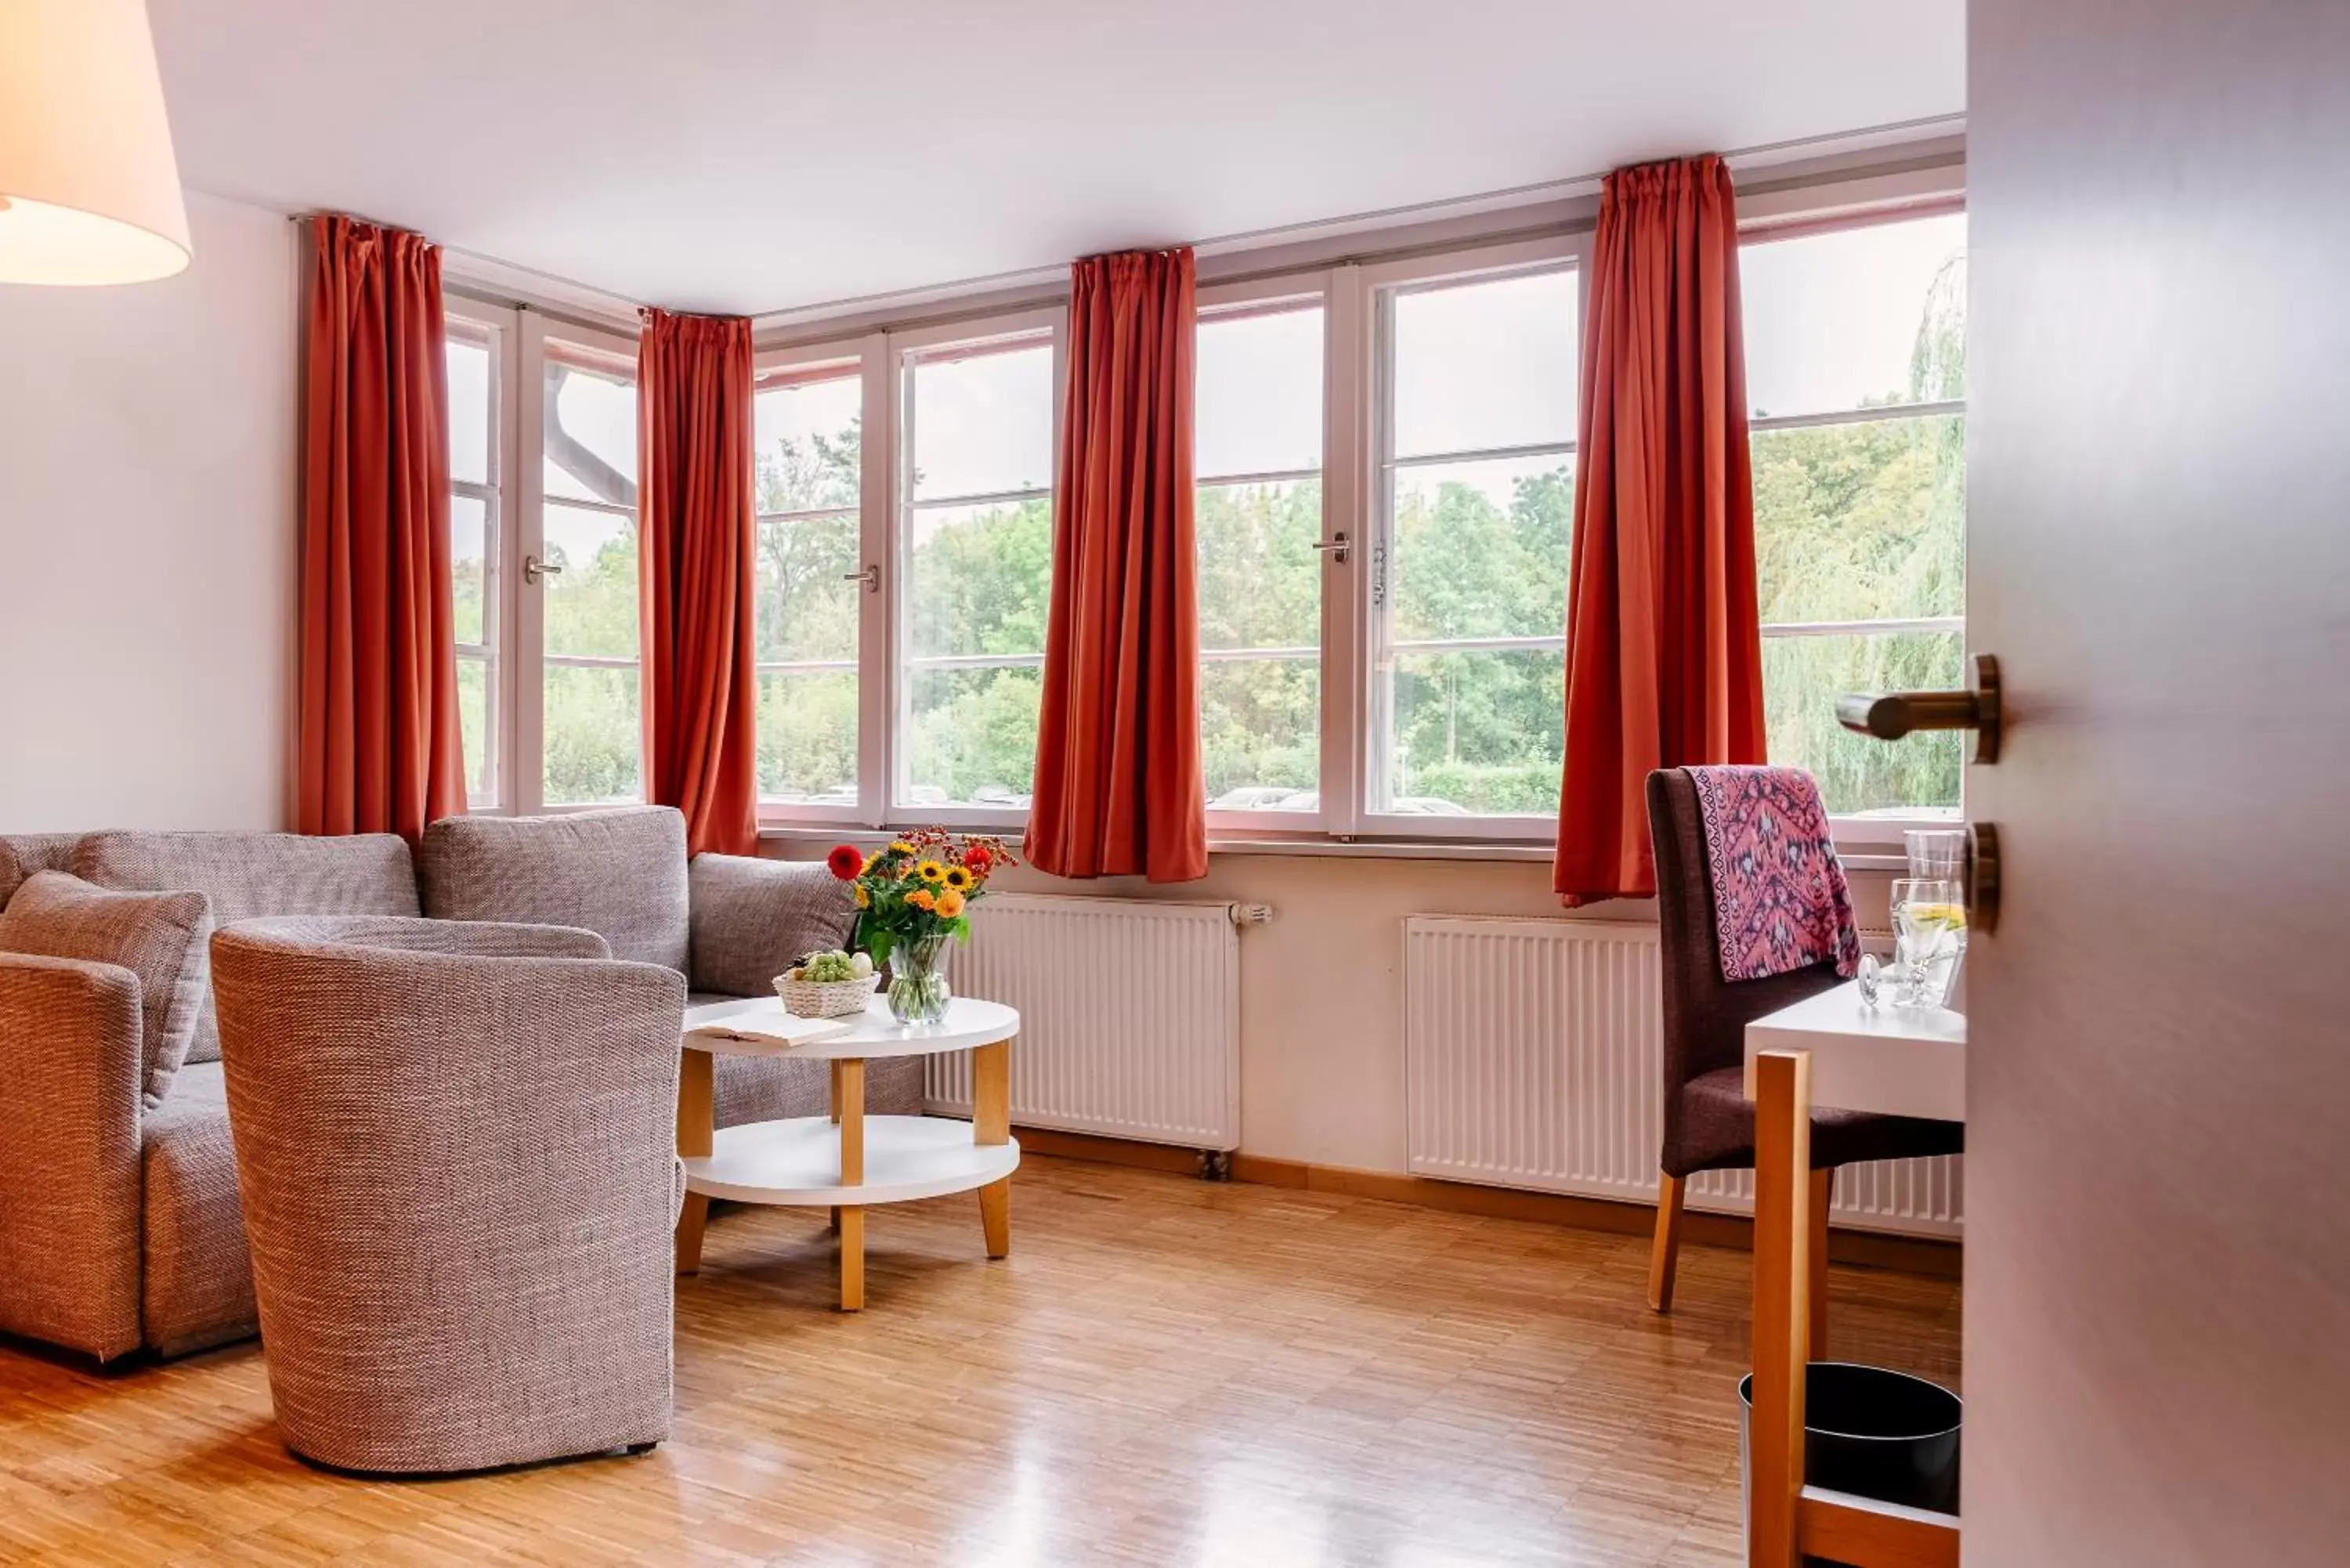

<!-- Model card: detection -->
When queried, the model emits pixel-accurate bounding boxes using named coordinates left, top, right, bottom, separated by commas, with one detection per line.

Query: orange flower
left=906, top=888, right=935, bottom=912
left=936, top=887, right=965, bottom=919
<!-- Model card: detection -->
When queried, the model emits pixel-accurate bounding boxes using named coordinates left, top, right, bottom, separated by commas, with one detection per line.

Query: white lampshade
left=0, top=0, right=191, bottom=285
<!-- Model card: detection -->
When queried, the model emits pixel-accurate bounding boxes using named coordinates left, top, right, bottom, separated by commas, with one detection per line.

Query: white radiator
left=924, top=894, right=1241, bottom=1151
left=1403, top=916, right=1962, bottom=1237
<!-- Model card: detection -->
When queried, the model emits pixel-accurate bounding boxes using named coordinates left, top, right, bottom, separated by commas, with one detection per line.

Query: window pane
left=1392, top=270, right=1578, bottom=459
left=1197, top=306, right=1323, bottom=478
left=542, top=504, right=638, bottom=660
left=1763, top=630, right=1964, bottom=816
left=1390, top=457, right=1574, bottom=642
left=908, top=342, right=1053, bottom=501
left=904, top=666, right=1041, bottom=807
left=1383, top=649, right=1563, bottom=815
left=1204, top=656, right=1318, bottom=809
left=451, top=493, right=488, bottom=647
left=447, top=332, right=492, bottom=486
left=904, top=497, right=1052, bottom=661
left=543, top=663, right=642, bottom=806
left=756, top=515, right=859, bottom=663
left=757, top=671, right=857, bottom=805
left=544, top=352, right=638, bottom=507
left=1753, top=415, right=1965, bottom=625
left=756, top=372, right=861, bottom=515
left=457, top=653, right=492, bottom=805
left=1744, top=212, right=1968, bottom=419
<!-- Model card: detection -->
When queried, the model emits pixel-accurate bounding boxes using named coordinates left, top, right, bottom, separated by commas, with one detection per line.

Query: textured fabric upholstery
left=212, top=916, right=682, bottom=1473
left=687, top=854, right=859, bottom=997
left=1649, top=768, right=1963, bottom=1177
left=418, top=807, right=690, bottom=973
left=139, top=1063, right=256, bottom=1355
left=0, top=872, right=212, bottom=1107
left=71, top=829, right=420, bottom=1064
left=684, top=991, right=924, bottom=1127
left=0, top=833, right=81, bottom=909
left=0, top=952, right=146, bottom=1361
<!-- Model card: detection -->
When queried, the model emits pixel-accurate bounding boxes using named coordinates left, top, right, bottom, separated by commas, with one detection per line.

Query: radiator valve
left=1229, top=902, right=1275, bottom=927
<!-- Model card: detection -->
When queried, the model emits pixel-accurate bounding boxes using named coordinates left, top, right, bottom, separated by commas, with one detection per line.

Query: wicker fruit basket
left=775, top=973, right=873, bottom=1019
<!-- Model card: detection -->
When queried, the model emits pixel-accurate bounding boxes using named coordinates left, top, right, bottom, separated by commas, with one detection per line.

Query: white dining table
left=1741, top=978, right=1967, bottom=1568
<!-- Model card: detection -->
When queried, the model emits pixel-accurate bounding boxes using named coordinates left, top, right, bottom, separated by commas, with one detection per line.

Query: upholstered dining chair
left=1644, top=768, right=1965, bottom=1346
left=210, top=915, right=685, bottom=1476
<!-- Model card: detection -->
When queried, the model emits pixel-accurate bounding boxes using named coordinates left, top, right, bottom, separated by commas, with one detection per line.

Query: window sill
left=756, top=822, right=1927, bottom=871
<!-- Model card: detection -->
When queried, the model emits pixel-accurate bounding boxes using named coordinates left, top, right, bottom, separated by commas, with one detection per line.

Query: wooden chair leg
left=1648, top=1170, right=1687, bottom=1313
left=1809, top=1168, right=1833, bottom=1361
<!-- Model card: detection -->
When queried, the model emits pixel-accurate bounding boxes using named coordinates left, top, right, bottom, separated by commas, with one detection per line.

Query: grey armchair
left=211, top=916, right=685, bottom=1475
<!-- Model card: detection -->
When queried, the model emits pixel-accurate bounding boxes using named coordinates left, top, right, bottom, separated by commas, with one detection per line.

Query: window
left=1742, top=208, right=1967, bottom=822
left=754, top=357, right=864, bottom=811
left=1369, top=255, right=1580, bottom=826
left=1197, top=296, right=1325, bottom=817
left=536, top=334, right=642, bottom=807
left=444, top=309, right=504, bottom=807
left=895, top=323, right=1058, bottom=815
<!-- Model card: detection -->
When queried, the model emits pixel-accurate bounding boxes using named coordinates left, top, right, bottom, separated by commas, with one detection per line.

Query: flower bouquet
left=825, top=830, right=1015, bottom=1024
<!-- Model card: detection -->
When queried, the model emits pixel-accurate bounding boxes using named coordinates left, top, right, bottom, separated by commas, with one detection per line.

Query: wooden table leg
left=973, top=1037, right=1011, bottom=1259
left=1809, top=1167, right=1834, bottom=1362
left=828, top=1060, right=844, bottom=1230
left=837, top=1057, right=865, bottom=1311
left=1749, top=1050, right=1813, bottom=1568
left=674, top=1046, right=714, bottom=1276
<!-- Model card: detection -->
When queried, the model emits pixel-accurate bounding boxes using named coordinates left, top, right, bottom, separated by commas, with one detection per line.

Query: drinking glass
left=1890, top=878, right=1964, bottom=1006
left=1904, top=829, right=1966, bottom=883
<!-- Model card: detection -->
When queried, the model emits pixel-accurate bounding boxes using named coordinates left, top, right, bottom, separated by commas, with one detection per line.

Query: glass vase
left=885, top=934, right=952, bottom=1025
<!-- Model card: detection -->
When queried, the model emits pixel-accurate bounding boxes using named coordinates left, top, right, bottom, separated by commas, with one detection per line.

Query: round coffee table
left=672, top=995, right=1019, bottom=1311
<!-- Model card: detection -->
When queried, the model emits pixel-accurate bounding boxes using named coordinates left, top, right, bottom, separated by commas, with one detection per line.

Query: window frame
left=443, top=295, right=521, bottom=812
left=1350, top=233, right=1590, bottom=844
left=877, top=306, right=1066, bottom=834
left=1195, top=273, right=1334, bottom=836
left=747, top=334, right=887, bottom=828
left=1737, top=201, right=1969, bottom=849
left=515, top=313, right=645, bottom=815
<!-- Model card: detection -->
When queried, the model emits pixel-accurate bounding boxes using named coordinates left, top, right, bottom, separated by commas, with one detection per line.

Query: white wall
left=0, top=193, right=298, bottom=832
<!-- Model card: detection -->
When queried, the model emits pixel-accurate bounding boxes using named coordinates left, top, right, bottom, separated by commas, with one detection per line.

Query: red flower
left=825, top=844, right=863, bottom=881
left=964, top=846, right=994, bottom=876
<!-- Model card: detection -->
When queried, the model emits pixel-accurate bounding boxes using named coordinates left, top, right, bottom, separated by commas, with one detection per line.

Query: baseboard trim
left=1014, top=1126, right=1961, bottom=1280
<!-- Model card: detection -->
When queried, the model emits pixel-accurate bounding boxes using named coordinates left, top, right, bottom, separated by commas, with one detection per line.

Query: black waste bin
left=1739, top=1361, right=1961, bottom=1533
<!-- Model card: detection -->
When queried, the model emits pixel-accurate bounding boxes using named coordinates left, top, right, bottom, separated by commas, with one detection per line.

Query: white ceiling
left=148, top=1, right=1965, bottom=318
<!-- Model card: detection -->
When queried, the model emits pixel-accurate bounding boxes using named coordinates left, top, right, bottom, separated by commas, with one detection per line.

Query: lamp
left=0, top=0, right=190, bottom=284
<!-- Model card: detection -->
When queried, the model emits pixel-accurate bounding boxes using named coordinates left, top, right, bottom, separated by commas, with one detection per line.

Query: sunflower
left=915, top=859, right=948, bottom=885
left=853, top=884, right=870, bottom=909
left=942, top=864, right=974, bottom=893
left=888, top=840, right=917, bottom=857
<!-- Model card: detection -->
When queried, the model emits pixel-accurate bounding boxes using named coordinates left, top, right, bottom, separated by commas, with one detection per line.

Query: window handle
left=842, top=564, right=880, bottom=594
left=523, top=555, right=562, bottom=586
left=1836, top=653, right=2001, bottom=764
left=1311, top=533, right=1352, bottom=565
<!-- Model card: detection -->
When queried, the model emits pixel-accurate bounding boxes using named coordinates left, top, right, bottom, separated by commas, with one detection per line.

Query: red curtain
left=1026, top=247, right=1208, bottom=883
left=638, top=309, right=758, bottom=857
left=1553, top=155, right=1766, bottom=905
left=298, top=215, right=465, bottom=842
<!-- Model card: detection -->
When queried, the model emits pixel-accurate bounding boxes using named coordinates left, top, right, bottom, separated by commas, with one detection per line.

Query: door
left=1965, top=2, right=2350, bottom=1562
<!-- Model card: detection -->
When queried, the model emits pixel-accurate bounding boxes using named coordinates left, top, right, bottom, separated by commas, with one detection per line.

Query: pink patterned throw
left=1687, top=765, right=1859, bottom=983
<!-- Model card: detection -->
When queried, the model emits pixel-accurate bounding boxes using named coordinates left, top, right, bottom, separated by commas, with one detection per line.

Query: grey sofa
left=213, top=916, right=682, bottom=1472
left=0, top=806, right=906, bottom=1364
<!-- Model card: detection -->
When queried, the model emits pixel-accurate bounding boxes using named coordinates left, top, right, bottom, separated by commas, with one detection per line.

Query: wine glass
left=1890, top=878, right=1963, bottom=1006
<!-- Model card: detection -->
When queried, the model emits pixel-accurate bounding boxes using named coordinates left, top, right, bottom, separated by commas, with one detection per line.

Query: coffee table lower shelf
left=684, top=1115, right=1021, bottom=1205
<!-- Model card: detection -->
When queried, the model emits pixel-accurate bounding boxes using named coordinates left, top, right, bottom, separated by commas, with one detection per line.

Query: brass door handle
left=1836, top=653, right=2002, bottom=764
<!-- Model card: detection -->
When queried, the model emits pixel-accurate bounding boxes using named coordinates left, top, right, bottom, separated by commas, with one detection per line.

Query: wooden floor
left=0, top=1156, right=1959, bottom=1567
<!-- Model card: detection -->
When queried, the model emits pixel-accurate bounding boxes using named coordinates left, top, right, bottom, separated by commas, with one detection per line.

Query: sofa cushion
left=0, top=833, right=81, bottom=910
left=0, top=872, right=212, bottom=1107
left=139, top=1061, right=257, bottom=1355
left=687, top=854, right=859, bottom=997
left=418, top=807, right=689, bottom=972
left=70, top=829, right=420, bottom=1063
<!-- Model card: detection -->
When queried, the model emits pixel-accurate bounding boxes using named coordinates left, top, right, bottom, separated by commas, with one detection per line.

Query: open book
left=682, top=998, right=855, bottom=1050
